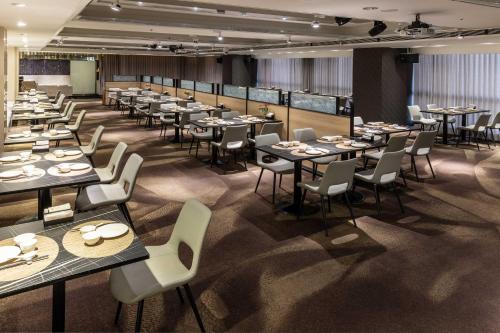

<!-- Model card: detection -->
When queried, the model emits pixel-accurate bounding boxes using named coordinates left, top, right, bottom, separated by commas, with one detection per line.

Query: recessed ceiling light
left=363, top=6, right=378, bottom=10
left=217, top=32, right=223, bottom=41
left=193, top=6, right=198, bottom=11
left=286, top=36, right=292, bottom=44
left=23, top=44, right=28, bottom=48
left=137, top=1, right=143, bottom=5
left=250, top=49, right=254, bottom=52
left=311, top=20, right=320, bottom=28
left=432, top=44, right=447, bottom=47
left=11, top=3, right=26, bottom=7
left=16, top=21, right=27, bottom=27
left=282, top=17, right=287, bottom=21
left=331, top=49, right=339, bottom=52
left=457, top=34, right=464, bottom=39
left=102, top=47, right=106, bottom=50
left=480, top=42, right=498, bottom=45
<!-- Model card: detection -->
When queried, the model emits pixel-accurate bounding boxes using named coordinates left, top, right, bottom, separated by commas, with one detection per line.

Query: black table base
left=53, top=281, right=66, bottom=332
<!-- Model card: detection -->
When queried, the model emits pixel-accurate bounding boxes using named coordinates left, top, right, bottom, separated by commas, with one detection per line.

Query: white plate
left=57, top=130, right=71, bottom=135
left=63, top=150, right=81, bottom=156
left=352, top=143, right=368, bottom=148
left=8, top=134, right=24, bottom=139
left=0, top=246, right=21, bottom=264
left=305, top=149, right=322, bottom=155
left=0, top=156, right=20, bottom=162
left=394, top=126, right=408, bottom=130
left=0, top=170, right=23, bottom=179
left=70, top=163, right=90, bottom=171
left=97, top=223, right=129, bottom=239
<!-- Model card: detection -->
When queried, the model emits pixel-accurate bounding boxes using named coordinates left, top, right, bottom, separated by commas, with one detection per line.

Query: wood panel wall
left=102, top=81, right=141, bottom=104
left=217, top=96, right=246, bottom=113
left=150, top=83, right=163, bottom=93
left=163, top=86, right=177, bottom=96
left=177, top=88, right=194, bottom=99
left=289, top=108, right=351, bottom=139
left=194, top=92, right=217, bottom=106
left=247, top=101, right=289, bottom=139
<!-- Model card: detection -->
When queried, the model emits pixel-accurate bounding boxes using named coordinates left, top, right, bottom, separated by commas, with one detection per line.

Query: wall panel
left=150, top=83, right=163, bottom=93
left=163, top=86, right=177, bottom=96
left=247, top=101, right=288, bottom=139
left=289, top=108, right=350, bottom=139
left=195, top=92, right=217, bottom=106
left=217, top=96, right=246, bottom=113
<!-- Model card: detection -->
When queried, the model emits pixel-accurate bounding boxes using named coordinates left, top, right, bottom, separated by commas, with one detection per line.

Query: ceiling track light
left=286, top=36, right=292, bottom=44
left=311, top=20, right=320, bottom=29
left=457, top=33, right=464, bottom=39
left=369, top=20, right=387, bottom=37
left=217, top=32, right=223, bottom=41
left=110, top=1, right=122, bottom=12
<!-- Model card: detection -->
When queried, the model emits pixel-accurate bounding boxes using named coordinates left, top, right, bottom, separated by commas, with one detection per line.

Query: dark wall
left=353, top=48, right=412, bottom=124
left=231, top=55, right=257, bottom=86
left=20, top=59, right=70, bottom=75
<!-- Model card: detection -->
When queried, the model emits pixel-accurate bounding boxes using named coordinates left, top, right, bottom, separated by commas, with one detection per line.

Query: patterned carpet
left=0, top=102, right=499, bottom=332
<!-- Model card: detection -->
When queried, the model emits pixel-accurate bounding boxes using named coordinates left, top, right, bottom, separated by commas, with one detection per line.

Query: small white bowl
left=82, top=231, right=101, bottom=245
left=14, top=233, right=36, bottom=247
left=343, top=140, right=352, bottom=146
left=79, top=225, right=96, bottom=234
left=19, top=238, right=38, bottom=253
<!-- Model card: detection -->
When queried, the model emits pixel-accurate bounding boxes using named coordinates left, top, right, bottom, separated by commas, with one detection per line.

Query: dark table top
left=0, top=148, right=99, bottom=195
left=12, top=112, right=61, bottom=121
left=191, top=116, right=281, bottom=129
left=4, top=131, right=74, bottom=145
left=421, top=108, right=490, bottom=115
left=354, top=123, right=415, bottom=136
left=0, top=207, right=149, bottom=298
left=256, top=139, right=385, bottom=162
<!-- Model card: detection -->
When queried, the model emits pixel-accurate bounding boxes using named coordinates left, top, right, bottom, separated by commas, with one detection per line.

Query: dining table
left=420, top=107, right=490, bottom=144
left=4, top=130, right=75, bottom=146
left=255, top=137, right=385, bottom=215
left=0, top=148, right=99, bottom=219
left=11, top=111, right=61, bottom=125
left=162, top=104, right=217, bottom=142
left=0, top=207, right=149, bottom=332
left=354, top=122, right=415, bottom=142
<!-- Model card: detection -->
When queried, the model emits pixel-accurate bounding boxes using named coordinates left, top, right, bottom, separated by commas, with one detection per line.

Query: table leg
left=461, top=114, right=467, bottom=141
left=292, top=161, right=302, bottom=212
left=211, top=128, right=218, bottom=164
left=38, top=189, right=52, bottom=220
left=173, top=113, right=180, bottom=143
left=442, top=114, right=448, bottom=144
left=52, top=281, right=66, bottom=332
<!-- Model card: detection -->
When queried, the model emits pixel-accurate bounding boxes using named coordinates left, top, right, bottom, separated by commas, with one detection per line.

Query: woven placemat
left=41, top=132, right=71, bottom=139
left=62, top=220, right=133, bottom=259
left=0, top=168, right=46, bottom=183
left=7, top=134, right=40, bottom=141
left=44, top=152, right=83, bottom=162
left=0, top=236, right=59, bottom=282
left=316, top=139, right=345, bottom=144
left=47, top=165, right=92, bottom=177
left=290, top=149, right=329, bottom=157
left=271, top=143, right=307, bottom=150
left=0, top=154, right=41, bottom=166
left=336, top=143, right=370, bottom=150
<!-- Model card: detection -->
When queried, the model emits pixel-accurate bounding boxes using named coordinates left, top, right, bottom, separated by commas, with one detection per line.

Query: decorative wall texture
left=20, top=59, right=70, bottom=75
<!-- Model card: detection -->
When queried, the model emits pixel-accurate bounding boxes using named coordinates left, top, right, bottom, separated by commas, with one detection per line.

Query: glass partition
left=248, top=87, right=281, bottom=105
left=290, top=93, right=338, bottom=114
left=112, top=75, right=138, bottom=82
left=195, top=82, right=214, bottom=94
left=142, top=75, right=151, bottom=83
left=152, top=76, right=163, bottom=85
left=223, top=85, right=247, bottom=99
left=163, top=77, right=174, bottom=87
left=180, top=80, right=194, bottom=90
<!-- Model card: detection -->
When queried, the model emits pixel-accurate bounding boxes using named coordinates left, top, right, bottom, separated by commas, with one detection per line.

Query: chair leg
left=189, top=137, right=195, bottom=154
left=474, top=132, right=480, bottom=151
left=392, top=182, right=405, bottom=214
left=426, top=155, right=436, bottom=179
left=400, top=168, right=407, bottom=187
left=272, top=173, right=276, bottom=204
left=176, top=287, right=185, bottom=304
left=320, top=196, right=328, bottom=236
left=114, top=301, right=122, bottom=325
left=255, top=168, right=264, bottom=193
left=279, top=174, right=283, bottom=189
left=135, top=300, right=144, bottom=333
left=183, top=284, right=206, bottom=333
left=344, top=192, right=356, bottom=227
left=75, top=132, right=82, bottom=145
left=490, top=128, right=496, bottom=146
left=88, top=156, right=95, bottom=168
left=312, top=163, right=317, bottom=180
left=363, top=157, right=369, bottom=169
left=451, top=123, right=456, bottom=135
left=456, top=130, right=461, bottom=147
left=118, top=203, right=135, bottom=233
left=411, top=155, right=420, bottom=182
left=195, top=139, right=200, bottom=158
left=374, top=184, right=381, bottom=215
left=483, top=132, right=491, bottom=149
left=328, top=196, right=332, bottom=212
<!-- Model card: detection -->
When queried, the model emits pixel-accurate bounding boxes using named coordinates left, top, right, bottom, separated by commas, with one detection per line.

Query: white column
left=7, top=47, right=19, bottom=102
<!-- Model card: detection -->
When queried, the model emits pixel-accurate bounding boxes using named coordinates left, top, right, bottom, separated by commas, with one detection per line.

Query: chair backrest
left=53, top=90, right=61, bottom=102
left=212, top=109, right=223, bottom=118
left=189, top=112, right=209, bottom=122
left=260, top=122, right=283, bottom=137
left=409, top=131, right=437, bottom=155
left=55, top=94, right=66, bottom=108
left=168, top=199, right=212, bottom=278
left=427, top=104, right=438, bottom=110
left=117, top=153, right=144, bottom=202
left=473, top=114, right=491, bottom=131
left=490, top=112, right=500, bottom=127
left=61, top=100, right=73, bottom=117
left=255, top=133, right=280, bottom=163
left=65, top=102, right=77, bottom=119
left=149, top=101, right=163, bottom=113
left=372, top=150, right=405, bottom=184
left=106, top=142, right=128, bottom=182
left=180, top=111, right=198, bottom=126
left=385, top=135, right=408, bottom=153
left=318, top=159, right=357, bottom=195
left=220, top=125, right=248, bottom=149
left=408, top=105, right=422, bottom=121
left=72, top=110, right=87, bottom=130
left=293, top=128, right=316, bottom=142
left=187, top=102, right=201, bottom=108
left=86, top=125, right=105, bottom=154
left=353, top=116, right=364, bottom=126
left=222, top=111, right=241, bottom=119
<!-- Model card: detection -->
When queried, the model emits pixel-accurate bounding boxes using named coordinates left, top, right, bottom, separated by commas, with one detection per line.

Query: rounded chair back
left=385, top=135, right=408, bottom=153
left=220, top=125, right=248, bottom=149
left=72, top=110, right=87, bottom=131
left=106, top=142, right=128, bottom=182
left=117, top=153, right=144, bottom=203
left=409, top=131, right=437, bottom=155
left=318, top=159, right=357, bottom=195
left=353, top=116, right=364, bottom=126
left=221, top=111, right=241, bottom=119
left=61, top=100, right=73, bottom=117
left=293, top=128, right=316, bottom=142
left=260, top=122, right=283, bottom=137
left=372, top=150, right=405, bottom=184
left=255, top=133, right=280, bottom=164
left=473, top=114, right=491, bottom=132
left=86, top=125, right=105, bottom=154
left=408, top=105, right=422, bottom=121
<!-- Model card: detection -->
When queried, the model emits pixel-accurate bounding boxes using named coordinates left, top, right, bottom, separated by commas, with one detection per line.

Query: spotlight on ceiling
left=217, top=32, right=223, bottom=41
left=311, top=20, right=320, bottom=28
left=287, top=36, right=292, bottom=44
left=457, top=33, right=464, bottom=39
left=110, top=1, right=122, bottom=12
left=369, top=21, right=387, bottom=37
left=335, top=17, right=352, bottom=26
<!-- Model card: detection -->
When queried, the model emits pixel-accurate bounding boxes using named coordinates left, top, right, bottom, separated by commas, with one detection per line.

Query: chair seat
left=458, top=125, right=486, bottom=132
left=312, top=155, right=338, bottom=164
left=94, top=168, right=114, bottom=184
left=405, top=146, right=430, bottom=156
left=80, top=145, right=93, bottom=156
left=191, top=130, right=213, bottom=139
left=364, top=150, right=384, bottom=160
left=211, top=141, right=244, bottom=150
left=354, top=169, right=376, bottom=183
left=258, top=158, right=294, bottom=173
left=65, top=124, right=77, bottom=131
left=298, top=181, right=348, bottom=196
left=487, top=123, right=500, bottom=129
left=110, top=245, right=190, bottom=304
left=160, top=118, right=175, bottom=124
left=420, top=118, right=437, bottom=125
left=75, top=184, right=127, bottom=211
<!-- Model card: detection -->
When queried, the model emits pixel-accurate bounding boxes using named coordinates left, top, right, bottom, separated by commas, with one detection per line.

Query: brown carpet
left=1, top=103, right=499, bottom=332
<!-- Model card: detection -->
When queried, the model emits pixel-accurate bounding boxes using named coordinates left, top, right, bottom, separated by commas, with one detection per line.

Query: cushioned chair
left=48, top=101, right=75, bottom=129
left=52, top=93, right=66, bottom=112
left=63, top=110, right=86, bottom=145
left=354, top=150, right=405, bottom=215
left=408, top=105, right=437, bottom=131
left=353, top=116, right=364, bottom=126
left=49, top=90, right=61, bottom=104
left=456, top=114, right=491, bottom=151
left=487, top=112, right=500, bottom=146
left=254, top=133, right=294, bottom=204
left=364, top=135, right=408, bottom=186
left=174, top=111, right=197, bottom=148
left=95, top=142, right=128, bottom=184
left=405, top=131, right=438, bottom=182
left=110, top=199, right=212, bottom=333
left=293, top=128, right=337, bottom=180
left=299, top=159, right=357, bottom=235
left=211, top=125, right=248, bottom=173
left=188, top=112, right=211, bottom=158
left=248, top=122, right=284, bottom=144
left=75, top=153, right=143, bottom=230
left=80, top=125, right=104, bottom=167
left=221, top=111, right=241, bottom=119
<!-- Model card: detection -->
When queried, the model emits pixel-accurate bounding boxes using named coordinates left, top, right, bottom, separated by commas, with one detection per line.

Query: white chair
left=408, top=105, right=437, bottom=131
left=188, top=112, right=211, bottom=157
left=354, top=150, right=405, bottom=215
left=298, top=159, right=357, bottom=235
left=173, top=111, right=196, bottom=148
left=64, top=110, right=87, bottom=145
left=487, top=112, right=500, bottom=146
left=293, top=128, right=337, bottom=179
left=48, top=101, right=76, bottom=129
left=456, top=114, right=491, bottom=151
left=211, top=125, right=248, bottom=173
left=49, top=90, right=61, bottom=103
left=110, top=199, right=212, bottom=332
left=427, top=104, right=456, bottom=135
left=80, top=125, right=104, bottom=167
left=255, top=133, right=294, bottom=204
left=221, top=111, right=241, bottom=119
left=95, top=142, right=128, bottom=184
left=75, top=153, right=144, bottom=230
left=187, top=102, right=202, bottom=108
left=52, top=94, right=66, bottom=111
left=405, top=131, right=438, bottom=182
left=353, top=116, right=364, bottom=126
